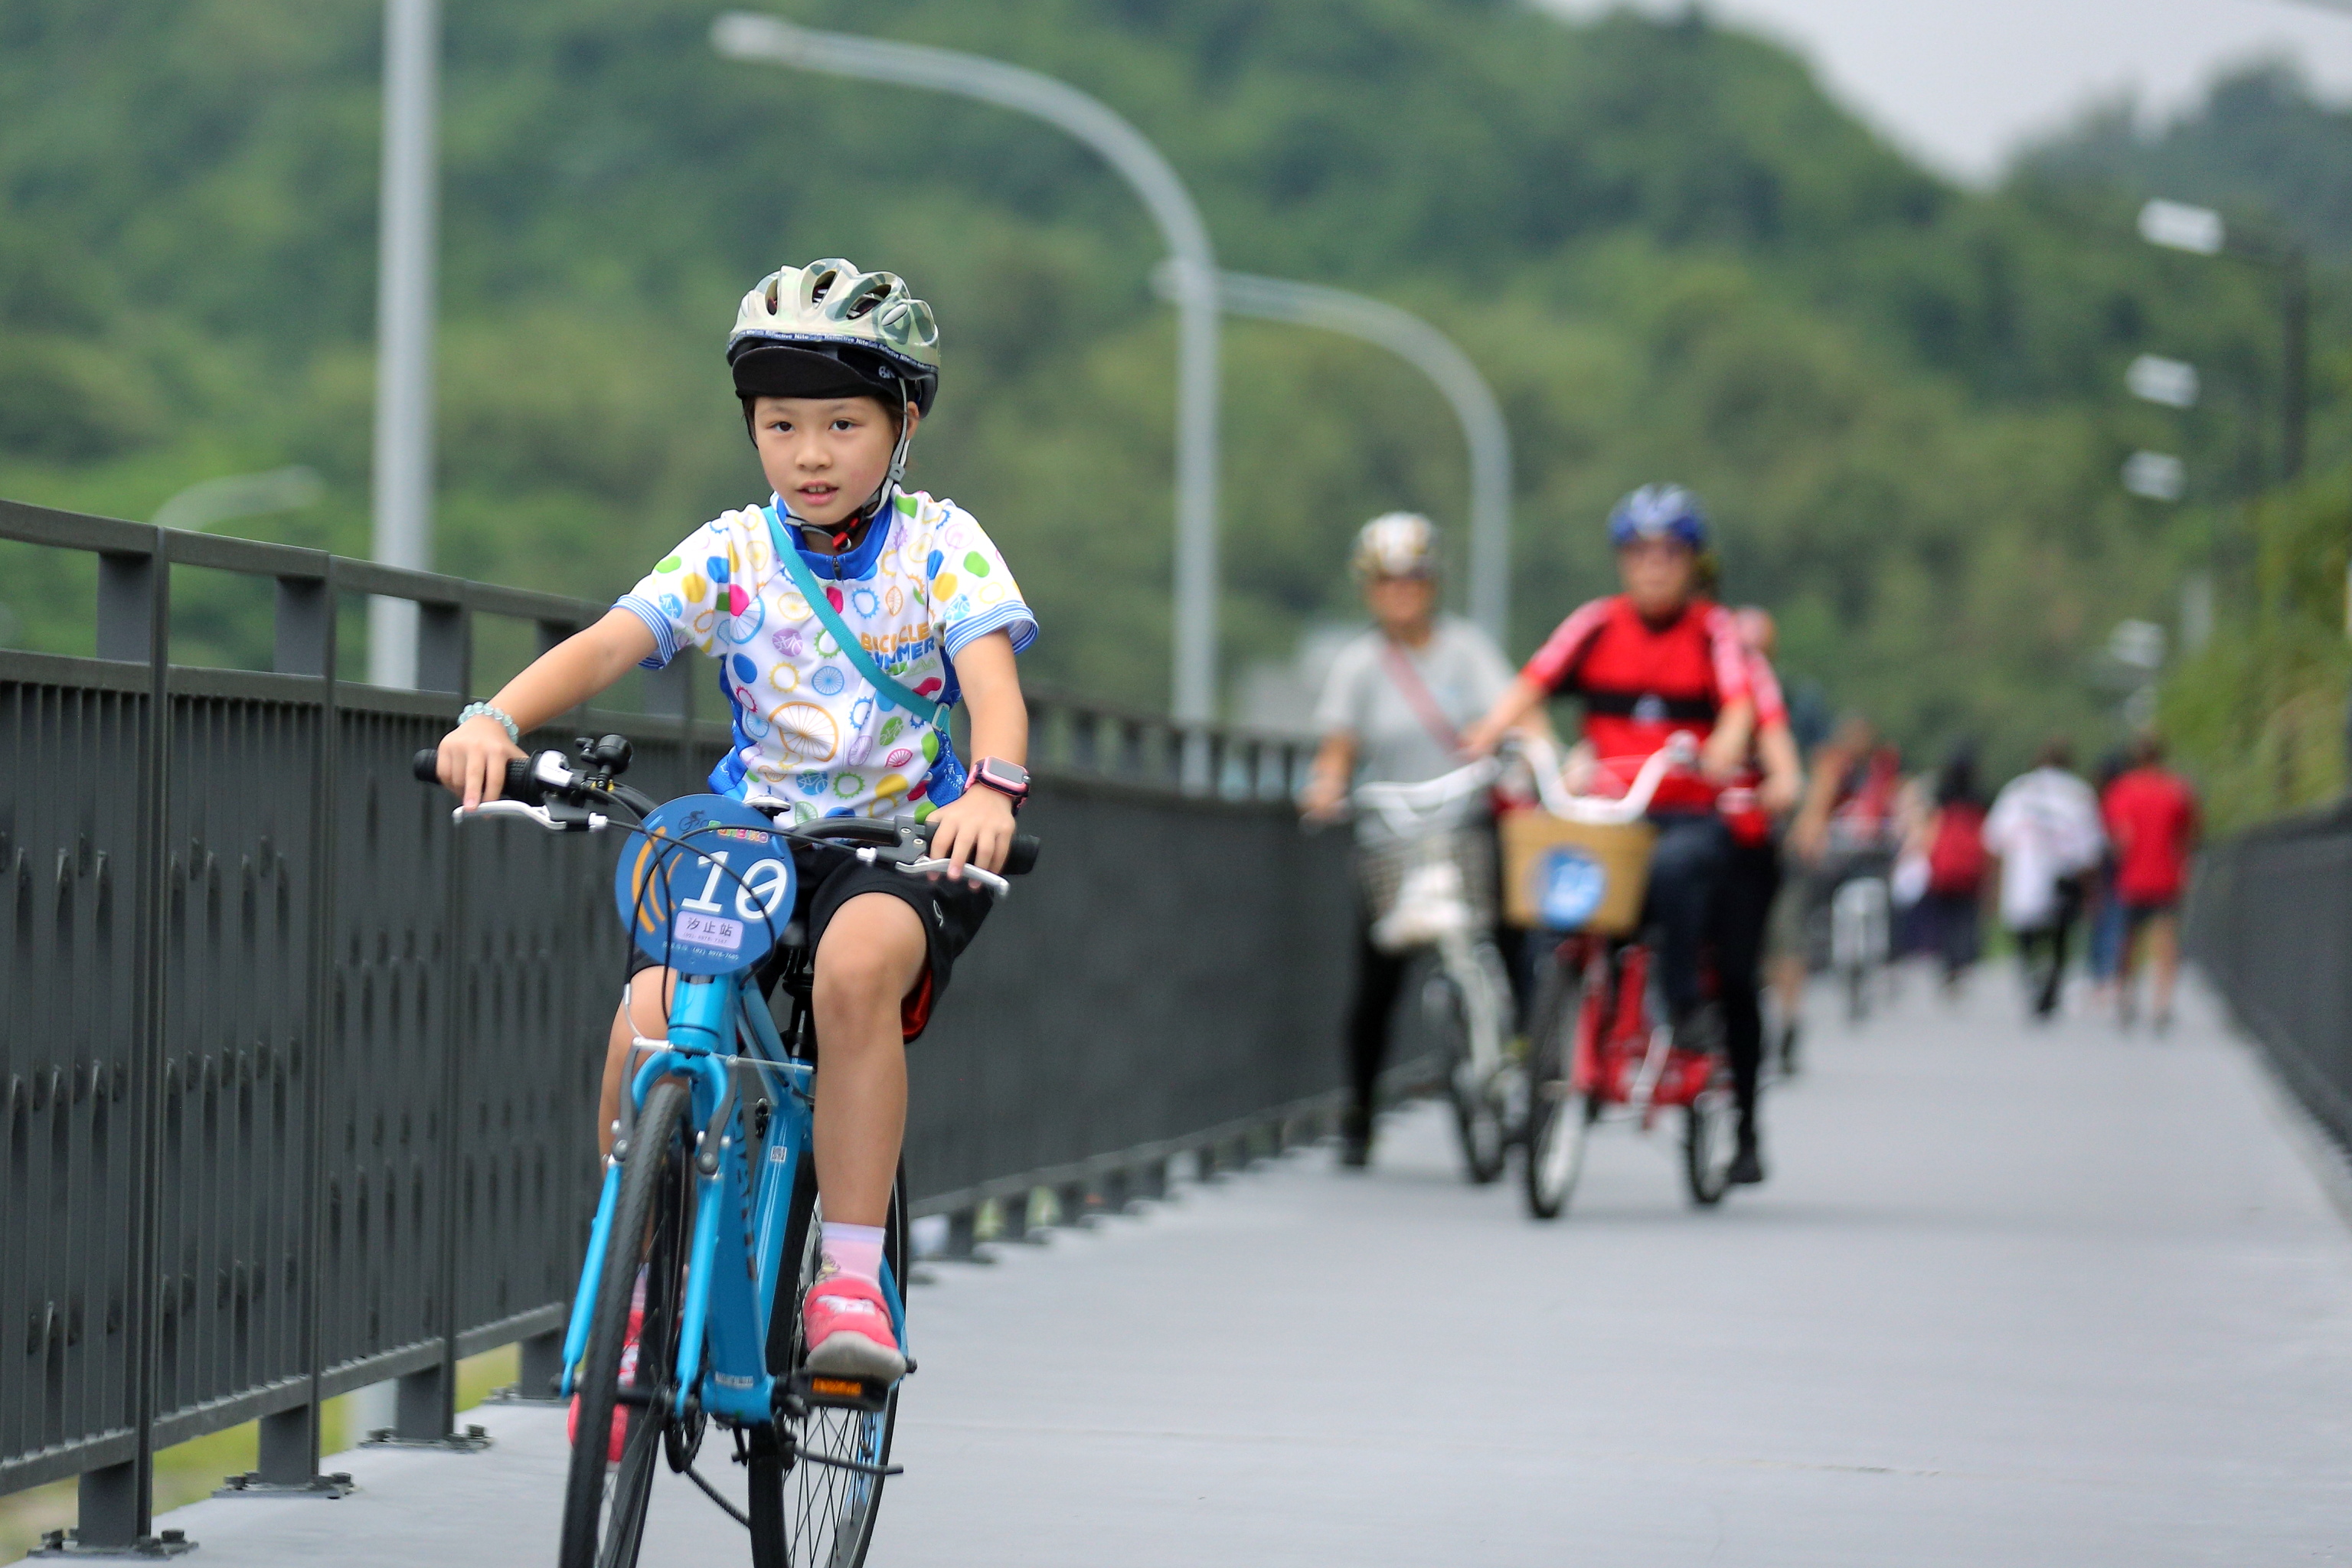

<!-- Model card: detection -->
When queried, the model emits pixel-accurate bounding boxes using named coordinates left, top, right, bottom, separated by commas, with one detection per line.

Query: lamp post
left=712, top=13, right=1223, bottom=727
left=152, top=467, right=324, bottom=534
left=2138, top=198, right=2308, bottom=482
left=1156, top=264, right=1513, bottom=645
left=368, top=0, right=440, bottom=688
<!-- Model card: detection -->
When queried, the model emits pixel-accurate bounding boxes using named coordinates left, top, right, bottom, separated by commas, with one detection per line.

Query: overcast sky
left=1537, top=0, right=2352, bottom=183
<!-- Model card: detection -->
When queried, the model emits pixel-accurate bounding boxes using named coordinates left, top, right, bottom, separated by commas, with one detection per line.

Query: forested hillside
left=0, top=0, right=2337, bottom=773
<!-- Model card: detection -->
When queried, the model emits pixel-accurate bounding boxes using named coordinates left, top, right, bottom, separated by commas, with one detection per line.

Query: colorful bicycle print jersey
left=617, top=491, right=1036, bottom=822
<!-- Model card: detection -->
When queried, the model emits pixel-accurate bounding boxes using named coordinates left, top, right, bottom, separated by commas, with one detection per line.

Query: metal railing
left=0, top=496, right=1348, bottom=1550
left=2187, top=805, right=2352, bottom=1148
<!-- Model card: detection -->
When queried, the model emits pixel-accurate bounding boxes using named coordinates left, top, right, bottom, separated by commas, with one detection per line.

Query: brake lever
left=897, top=857, right=1010, bottom=897
left=454, top=799, right=609, bottom=832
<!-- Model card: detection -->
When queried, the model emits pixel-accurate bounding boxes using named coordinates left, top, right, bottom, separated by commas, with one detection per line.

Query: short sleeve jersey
left=1312, top=618, right=1514, bottom=844
left=617, top=490, right=1036, bottom=821
left=1520, top=594, right=1753, bottom=811
left=2101, top=767, right=2199, bottom=904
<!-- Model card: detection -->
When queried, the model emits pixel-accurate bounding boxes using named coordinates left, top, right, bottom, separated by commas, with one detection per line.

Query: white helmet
left=727, top=259, right=940, bottom=411
left=1351, top=512, right=1439, bottom=580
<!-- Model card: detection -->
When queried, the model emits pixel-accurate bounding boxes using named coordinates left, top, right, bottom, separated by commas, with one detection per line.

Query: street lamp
left=712, top=13, right=1223, bottom=728
left=2138, top=198, right=2308, bottom=481
left=369, top=0, right=440, bottom=689
left=2125, top=354, right=2199, bottom=410
left=1154, top=264, right=1512, bottom=644
left=152, top=467, right=324, bottom=533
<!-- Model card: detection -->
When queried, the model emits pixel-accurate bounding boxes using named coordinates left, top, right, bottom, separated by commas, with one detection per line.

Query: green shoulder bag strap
left=761, top=505, right=946, bottom=727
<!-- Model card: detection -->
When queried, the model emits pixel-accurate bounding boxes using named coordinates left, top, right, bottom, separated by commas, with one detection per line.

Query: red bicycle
left=1509, top=740, right=1740, bottom=1219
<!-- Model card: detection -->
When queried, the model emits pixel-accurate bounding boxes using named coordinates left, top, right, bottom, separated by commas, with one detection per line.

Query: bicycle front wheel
left=1423, top=965, right=1506, bottom=1185
left=1521, top=956, right=1594, bottom=1220
left=748, top=1158, right=907, bottom=1568
left=560, top=1077, right=694, bottom=1568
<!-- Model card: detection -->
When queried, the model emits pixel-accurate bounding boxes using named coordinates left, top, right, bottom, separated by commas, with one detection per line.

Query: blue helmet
left=1607, top=485, right=1708, bottom=550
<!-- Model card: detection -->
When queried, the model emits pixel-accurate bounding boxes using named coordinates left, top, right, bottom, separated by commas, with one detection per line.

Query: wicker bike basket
left=1497, top=809, right=1658, bottom=934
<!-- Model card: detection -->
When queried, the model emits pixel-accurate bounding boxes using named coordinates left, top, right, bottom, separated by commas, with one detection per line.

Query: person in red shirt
left=1465, top=485, right=1757, bottom=1062
left=2100, top=733, right=2200, bottom=1031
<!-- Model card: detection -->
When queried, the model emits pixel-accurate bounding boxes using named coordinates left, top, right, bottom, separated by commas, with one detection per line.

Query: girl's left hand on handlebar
left=927, top=789, right=1015, bottom=877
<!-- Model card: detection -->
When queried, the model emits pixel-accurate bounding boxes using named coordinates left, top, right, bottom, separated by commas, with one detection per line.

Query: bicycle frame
left=552, top=962, right=905, bottom=1427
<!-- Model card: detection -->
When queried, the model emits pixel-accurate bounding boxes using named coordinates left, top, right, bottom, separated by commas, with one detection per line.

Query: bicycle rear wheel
left=747, top=1157, right=907, bottom=1568
left=559, top=1077, right=693, bottom=1568
left=1682, top=1083, right=1736, bottom=1207
left=1522, top=955, right=1596, bottom=1220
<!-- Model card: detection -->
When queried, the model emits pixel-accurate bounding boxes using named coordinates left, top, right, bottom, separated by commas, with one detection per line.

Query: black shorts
left=2121, top=897, right=2180, bottom=933
left=625, top=839, right=995, bottom=1040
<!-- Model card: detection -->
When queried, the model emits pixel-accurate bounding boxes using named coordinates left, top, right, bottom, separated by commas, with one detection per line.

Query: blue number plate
left=612, top=795, right=796, bottom=975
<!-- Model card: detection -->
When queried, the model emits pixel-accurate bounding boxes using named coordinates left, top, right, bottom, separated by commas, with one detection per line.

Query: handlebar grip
left=412, top=749, right=536, bottom=801
left=1004, top=835, right=1040, bottom=877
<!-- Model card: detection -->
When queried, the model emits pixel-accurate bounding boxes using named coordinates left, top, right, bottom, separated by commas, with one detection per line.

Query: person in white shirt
left=1983, top=739, right=2107, bottom=1020
left=1300, top=514, right=1515, bottom=1167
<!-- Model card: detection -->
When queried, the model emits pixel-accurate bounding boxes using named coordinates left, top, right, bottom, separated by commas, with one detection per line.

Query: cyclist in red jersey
left=1465, top=485, right=1756, bottom=1040
left=2100, top=733, right=2200, bottom=1031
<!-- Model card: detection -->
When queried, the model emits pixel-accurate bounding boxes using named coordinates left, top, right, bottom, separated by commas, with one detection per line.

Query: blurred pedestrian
left=1984, top=739, right=2106, bottom=1021
left=2084, top=749, right=2130, bottom=1012
left=1916, top=749, right=1988, bottom=993
left=2100, top=733, right=2200, bottom=1032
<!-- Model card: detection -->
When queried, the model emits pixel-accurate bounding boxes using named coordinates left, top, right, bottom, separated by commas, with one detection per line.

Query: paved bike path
left=149, top=974, right=2352, bottom=1565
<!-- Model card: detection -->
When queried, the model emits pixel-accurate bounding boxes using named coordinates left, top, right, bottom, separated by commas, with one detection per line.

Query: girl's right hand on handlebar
left=436, top=714, right=525, bottom=812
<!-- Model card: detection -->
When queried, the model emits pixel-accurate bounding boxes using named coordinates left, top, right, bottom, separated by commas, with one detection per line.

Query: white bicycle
left=1821, top=834, right=1893, bottom=1024
left=1354, top=762, right=1521, bottom=1184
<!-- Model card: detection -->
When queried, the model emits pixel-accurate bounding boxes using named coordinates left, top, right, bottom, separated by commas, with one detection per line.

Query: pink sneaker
left=802, top=1275, right=905, bottom=1383
left=569, top=1302, right=640, bottom=1464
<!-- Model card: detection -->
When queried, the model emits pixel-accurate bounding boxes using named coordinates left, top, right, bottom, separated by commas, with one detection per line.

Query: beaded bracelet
left=457, top=701, right=521, bottom=746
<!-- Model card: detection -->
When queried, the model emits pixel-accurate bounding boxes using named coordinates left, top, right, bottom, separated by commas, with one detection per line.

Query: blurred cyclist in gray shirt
left=1301, top=514, right=1514, bottom=1165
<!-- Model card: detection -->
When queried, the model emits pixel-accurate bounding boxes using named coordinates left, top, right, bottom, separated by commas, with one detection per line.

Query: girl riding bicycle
left=432, top=259, right=1033, bottom=1387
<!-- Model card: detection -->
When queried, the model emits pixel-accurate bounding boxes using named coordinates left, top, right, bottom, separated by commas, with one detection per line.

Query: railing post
left=644, top=649, right=694, bottom=720
left=516, top=1330, right=566, bottom=1401
left=415, top=599, right=468, bottom=696
left=78, top=538, right=172, bottom=1550
left=228, top=567, right=345, bottom=1497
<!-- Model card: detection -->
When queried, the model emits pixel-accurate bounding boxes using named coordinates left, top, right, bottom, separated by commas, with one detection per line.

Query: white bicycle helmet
left=727, top=259, right=939, bottom=410
left=1351, top=512, right=1440, bottom=580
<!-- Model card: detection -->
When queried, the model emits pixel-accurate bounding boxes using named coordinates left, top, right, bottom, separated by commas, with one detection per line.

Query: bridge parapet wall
left=2188, top=806, right=2352, bottom=1149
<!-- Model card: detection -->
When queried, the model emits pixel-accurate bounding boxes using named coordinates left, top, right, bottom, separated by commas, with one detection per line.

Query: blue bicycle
left=412, top=737, right=1034, bottom=1568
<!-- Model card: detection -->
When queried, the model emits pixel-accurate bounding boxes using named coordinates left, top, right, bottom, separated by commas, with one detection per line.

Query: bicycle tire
left=748, top=1156, right=908, bottom=1568
left=1424, top=965, right=1505, bottom=1185
left=1521, top=956, right=1594, bottom=1220
left=559, top=1077, right=693, bottom=1568
left=1682, top=1086, right=1735, bottom=1208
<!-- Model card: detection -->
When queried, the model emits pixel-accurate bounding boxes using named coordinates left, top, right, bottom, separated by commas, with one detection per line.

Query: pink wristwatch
left=970, top=756, right=1031, bottom=810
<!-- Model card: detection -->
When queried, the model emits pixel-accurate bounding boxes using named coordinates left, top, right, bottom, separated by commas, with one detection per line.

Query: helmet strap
left=785, top=382, right=916, bottom=562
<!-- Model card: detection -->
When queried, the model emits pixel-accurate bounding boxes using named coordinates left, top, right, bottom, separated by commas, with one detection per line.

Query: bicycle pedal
left=791, top=1370, right=890, bottom=1413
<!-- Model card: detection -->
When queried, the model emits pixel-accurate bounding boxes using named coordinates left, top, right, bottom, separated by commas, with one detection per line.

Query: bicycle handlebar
left=412, top=744, right=1038, bottom=884
left=1511, top=732, right=1699, bottom=825
left=413, top=748, right=537, bottom=801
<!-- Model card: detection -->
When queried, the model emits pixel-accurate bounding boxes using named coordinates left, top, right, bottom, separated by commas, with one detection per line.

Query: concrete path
left=152, top=972, right=2352, bottom=1565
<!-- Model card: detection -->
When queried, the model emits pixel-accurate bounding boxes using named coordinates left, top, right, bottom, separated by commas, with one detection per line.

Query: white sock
left=819, top=1222, right=886, bottom=1286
